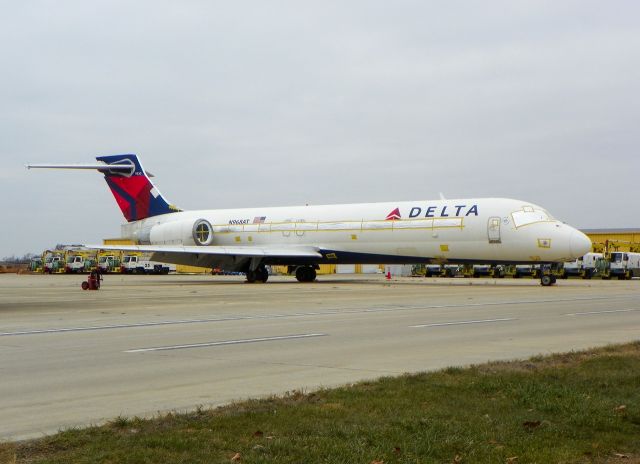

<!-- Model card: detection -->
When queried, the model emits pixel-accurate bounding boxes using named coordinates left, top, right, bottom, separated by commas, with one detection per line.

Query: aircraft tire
left=246, top=270, right=257, bottom=283
left=257, top=266, right=269, bottom=283
left=295, top=266, right=316, bottom=283
left=540, top=274, right=554, bottom=286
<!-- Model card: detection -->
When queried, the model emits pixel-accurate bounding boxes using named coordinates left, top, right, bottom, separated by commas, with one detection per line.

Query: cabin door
left=488, top=217, right=501, bottom=244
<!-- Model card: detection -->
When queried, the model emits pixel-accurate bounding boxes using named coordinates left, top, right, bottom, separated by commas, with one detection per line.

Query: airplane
left=27, top=154, right=591, bottom=286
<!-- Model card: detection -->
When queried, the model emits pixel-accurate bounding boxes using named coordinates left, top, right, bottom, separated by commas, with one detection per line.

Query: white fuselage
left=119, top=198, right=591, bottom=269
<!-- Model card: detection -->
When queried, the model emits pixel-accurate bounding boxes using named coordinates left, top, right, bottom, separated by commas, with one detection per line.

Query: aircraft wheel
left=295, top=266, right=316, bottom=282
left=540, top=274, right=554, bottom=286
left=245, top=270, right=257, bottom=283
left=256, top=266, right=269, bottom=283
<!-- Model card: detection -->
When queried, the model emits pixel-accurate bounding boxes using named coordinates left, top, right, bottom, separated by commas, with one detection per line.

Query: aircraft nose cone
left=570, top=229, right=591, bottom=258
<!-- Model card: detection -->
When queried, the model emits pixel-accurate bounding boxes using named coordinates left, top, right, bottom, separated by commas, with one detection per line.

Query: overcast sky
left=2, top=1, right=639, bottom=258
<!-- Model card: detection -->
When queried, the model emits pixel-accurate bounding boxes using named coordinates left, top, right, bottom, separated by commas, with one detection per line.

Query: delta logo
left=385, top=208, right=401, bottom=221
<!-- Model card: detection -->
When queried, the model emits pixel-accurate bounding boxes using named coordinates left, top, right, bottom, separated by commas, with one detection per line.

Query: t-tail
left=27, top=154, right=181, bottom=222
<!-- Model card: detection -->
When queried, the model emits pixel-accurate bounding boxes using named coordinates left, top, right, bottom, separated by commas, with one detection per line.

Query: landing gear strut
left=246, top=265, right=268, bottom=283
left=295, top=266, right=317, bottom=283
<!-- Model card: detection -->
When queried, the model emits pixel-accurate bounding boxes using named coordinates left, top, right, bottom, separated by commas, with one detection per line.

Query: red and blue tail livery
left=96, top=154, right=180, bottom=222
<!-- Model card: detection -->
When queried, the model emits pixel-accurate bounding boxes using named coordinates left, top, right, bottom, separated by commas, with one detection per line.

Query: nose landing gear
left=540, top=264, right=558, bottom=286
left=540, top=274, right=557, bottom=286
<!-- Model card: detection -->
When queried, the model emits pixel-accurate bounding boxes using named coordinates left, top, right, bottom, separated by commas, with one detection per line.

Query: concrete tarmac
left=1, top=273, right=638, bottom=440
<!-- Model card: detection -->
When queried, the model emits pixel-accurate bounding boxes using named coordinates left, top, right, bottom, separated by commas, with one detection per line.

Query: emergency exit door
left=488, top=217, right=501, bottom=243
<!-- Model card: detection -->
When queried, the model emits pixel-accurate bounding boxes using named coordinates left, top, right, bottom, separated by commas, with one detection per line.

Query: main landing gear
left=295, top=265, right=317, bottom=283
left=245, top=265, right=269, bottom=283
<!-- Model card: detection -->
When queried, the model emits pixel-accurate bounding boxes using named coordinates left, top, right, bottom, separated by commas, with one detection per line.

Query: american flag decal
left=253, top=216, right=266, bottom=224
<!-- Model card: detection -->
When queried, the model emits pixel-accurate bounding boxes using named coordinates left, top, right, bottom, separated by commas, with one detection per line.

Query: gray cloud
left=2, top=0, right=639, bottom=257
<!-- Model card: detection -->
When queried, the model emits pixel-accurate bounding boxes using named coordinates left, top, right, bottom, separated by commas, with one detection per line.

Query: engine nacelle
left=133, top=218, right=214, bottom=246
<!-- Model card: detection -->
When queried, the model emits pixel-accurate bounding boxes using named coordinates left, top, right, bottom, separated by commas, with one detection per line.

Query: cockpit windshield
left=511, top=206, right=554, bottom=228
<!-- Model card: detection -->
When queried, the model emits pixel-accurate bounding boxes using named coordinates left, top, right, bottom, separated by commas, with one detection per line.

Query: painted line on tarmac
left=0, top=317, right=260, bottom=336
left=124, top=333, right=328, bottom=353
left=0, top=296, right=621, bottom=337
left=410, top=318, right=517, bottom=328
left=564, top=308, right=640, bottom=316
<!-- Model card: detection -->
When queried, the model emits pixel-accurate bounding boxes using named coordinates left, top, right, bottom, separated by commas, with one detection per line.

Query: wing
left=86, top=244, right=323, bottom=269
left=88, top=244, right=322, bottom=258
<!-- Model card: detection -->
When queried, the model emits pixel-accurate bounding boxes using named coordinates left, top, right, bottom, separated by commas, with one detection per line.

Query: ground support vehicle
left=43, top=251, right=65, bottom=274
left=460, top=264, right=505, bottom=278
left=560, top=252, right=603, bottom=279
left=121, top=255, right=175, bottom=274
left=490, top=265, right=507, bottom=278
left=603, top=252, right=640, bottom=280
left=65, top=252, right=96, bottom=273
left=29, top=257, right=43, bottom=272
left=512, top=264, right=540, bottom=279
left=440, top=264, right=460, bottom=278
left=423, top=264, right=442, bottom=277
left=97, top=252, right=123, bottom=273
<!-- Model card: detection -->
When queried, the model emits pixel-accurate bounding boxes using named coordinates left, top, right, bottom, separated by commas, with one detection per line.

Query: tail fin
left=96, top=154, right=180, bottom=222
left=27, top=154, right=181, bottom=222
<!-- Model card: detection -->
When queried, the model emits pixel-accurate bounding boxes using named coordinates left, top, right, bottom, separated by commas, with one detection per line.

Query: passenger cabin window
left=511, top=207, right=552, bottom=228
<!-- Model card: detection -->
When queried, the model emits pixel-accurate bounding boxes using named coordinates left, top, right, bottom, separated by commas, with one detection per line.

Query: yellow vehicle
left=97, top=250, right=124, bottom=273
left=42, top=250, right=66, bottom=274
left=64, top=250, right=97, bottom=273
left=29, top=257, right=44, bottom=272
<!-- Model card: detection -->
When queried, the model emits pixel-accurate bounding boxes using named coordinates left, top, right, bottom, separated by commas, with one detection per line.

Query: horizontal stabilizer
left=27, top=154, right=178, bottom=221
left=26, top=163, right=155, bottom=177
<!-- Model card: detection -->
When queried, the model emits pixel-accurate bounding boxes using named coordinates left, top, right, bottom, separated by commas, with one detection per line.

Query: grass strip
left=7, top=342, right=640, bottom=463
